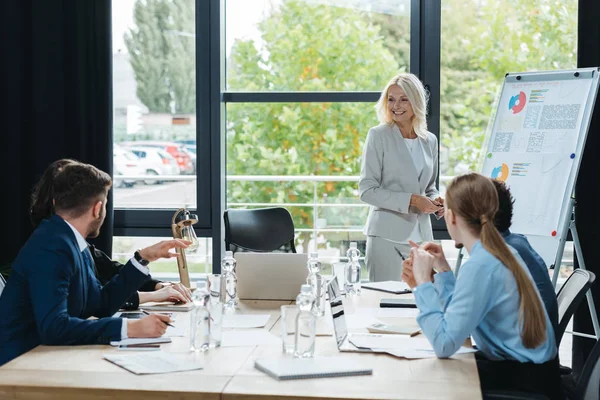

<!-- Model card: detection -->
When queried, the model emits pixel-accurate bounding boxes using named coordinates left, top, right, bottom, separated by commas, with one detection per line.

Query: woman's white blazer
left=359, top=123, right=440, bottom=242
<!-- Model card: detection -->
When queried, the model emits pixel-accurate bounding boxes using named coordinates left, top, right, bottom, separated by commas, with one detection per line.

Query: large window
left=110, top=0, right=578, bottom=280
left=112, top=0, right=197, bottom=210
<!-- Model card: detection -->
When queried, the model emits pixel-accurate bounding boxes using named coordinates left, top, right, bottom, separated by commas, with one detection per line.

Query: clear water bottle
left=306, top=252, right=325, bottom=316
left=294, top=284, right=316, bottom=358
left=345, top=242, right=361, bottom=295
left=221, top=251, right=238, bottom=309
left=190, top=284, right=211, bottom=351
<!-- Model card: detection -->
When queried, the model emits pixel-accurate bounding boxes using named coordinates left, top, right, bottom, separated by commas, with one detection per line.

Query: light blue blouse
left=413, top=241, right=557, bottom=363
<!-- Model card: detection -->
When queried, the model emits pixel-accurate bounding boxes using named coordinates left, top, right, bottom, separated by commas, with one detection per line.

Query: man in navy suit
left=491, top=179, right=559, bottom=335
left=0, top=162, right=189, bottom=366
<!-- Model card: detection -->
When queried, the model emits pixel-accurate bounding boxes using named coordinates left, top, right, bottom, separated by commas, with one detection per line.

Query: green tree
left=125, top=0, right=196, bottom=114
left=227, top=0, right=402, bottom=244
left=439, top=0, right=577, bottom=175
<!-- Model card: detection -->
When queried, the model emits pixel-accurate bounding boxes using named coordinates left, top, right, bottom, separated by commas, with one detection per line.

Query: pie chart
left=508, top=91, right=527, bottom=114
left=491, top=163, right=509, bottom=181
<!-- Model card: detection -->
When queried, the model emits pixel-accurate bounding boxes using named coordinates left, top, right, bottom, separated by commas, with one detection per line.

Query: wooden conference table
left=0, top=289, right=482, bottom=399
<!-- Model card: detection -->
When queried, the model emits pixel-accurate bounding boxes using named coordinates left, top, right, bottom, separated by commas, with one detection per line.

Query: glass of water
left=209, top=302, right=224, bottom=348
left=207, top=274, right=224, bottom=304
left=280, top=305, right=298, bottom=355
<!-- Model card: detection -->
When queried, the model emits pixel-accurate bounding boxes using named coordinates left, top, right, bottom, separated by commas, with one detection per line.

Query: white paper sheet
left=223, top=314, right=271, bottom=329
left=354, top=307, right=420, bottom=319
left=104, top=352, right=204, bottom=374
left=220, top=330, right=280, bottom=347
left=348, top=334, right=476, bottom=359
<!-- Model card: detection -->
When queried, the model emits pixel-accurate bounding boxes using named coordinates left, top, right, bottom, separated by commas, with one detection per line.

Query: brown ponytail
left=30, top=159, right=79, bottom=228
left=446, top=173, right=547, bottom=348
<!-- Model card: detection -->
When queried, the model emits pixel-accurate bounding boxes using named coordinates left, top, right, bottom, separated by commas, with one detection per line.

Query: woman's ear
left=93, top=201, right=103, bottom=219
left=446, top=209, right=456, bottom=225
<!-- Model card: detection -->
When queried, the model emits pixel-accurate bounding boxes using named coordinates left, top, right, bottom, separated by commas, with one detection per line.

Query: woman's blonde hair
left=445, top=173, right=547, bottom=349
left=375, top=73, right=429, bottom=138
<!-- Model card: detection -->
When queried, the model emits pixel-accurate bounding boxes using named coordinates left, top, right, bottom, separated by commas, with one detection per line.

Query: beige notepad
left=255, top=357, right=372, bottom=380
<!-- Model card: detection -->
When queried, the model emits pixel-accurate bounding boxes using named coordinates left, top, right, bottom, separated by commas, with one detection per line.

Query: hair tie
left=480, top=215, right=489, bottom=226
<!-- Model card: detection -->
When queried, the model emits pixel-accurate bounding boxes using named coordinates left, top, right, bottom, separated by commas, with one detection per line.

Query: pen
left=141, top=309, right=175, bottom=328
left=394, top=247, right=406, bottom=261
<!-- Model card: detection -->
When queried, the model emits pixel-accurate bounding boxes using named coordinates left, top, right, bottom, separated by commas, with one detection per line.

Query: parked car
left=175, top=140, right=197, bottom=172
left=128, top=146, right=180, bottom=185
left=113, top=147, right=143, bottom=188
left=121, top=141, right=194, bottom=174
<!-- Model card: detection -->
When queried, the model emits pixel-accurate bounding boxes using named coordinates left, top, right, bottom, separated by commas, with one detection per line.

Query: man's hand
left=127, top=314, right=171, bottom=338
left=409, top=240, right=451, bottom=272
left=155, top=282, right=192, bottom=303
left=137, top=240, right=191, bottom=263
left=144, top=286, right=189, bottom=304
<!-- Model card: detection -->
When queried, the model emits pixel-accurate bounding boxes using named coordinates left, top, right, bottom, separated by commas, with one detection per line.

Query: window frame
left=114, top=0, right=447, bottom=272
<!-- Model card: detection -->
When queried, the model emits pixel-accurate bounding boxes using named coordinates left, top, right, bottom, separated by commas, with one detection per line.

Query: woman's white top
left=401, top=137, right=425, bottom=243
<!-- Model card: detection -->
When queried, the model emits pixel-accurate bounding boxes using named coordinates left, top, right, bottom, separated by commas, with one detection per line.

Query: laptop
left=236, top=253, right=309, bottom=300
left=326, top=277, right=387, bottom=353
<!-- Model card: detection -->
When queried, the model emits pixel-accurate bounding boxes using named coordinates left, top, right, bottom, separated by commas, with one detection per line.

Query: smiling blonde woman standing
left=359, top=73, right=443, bottom=282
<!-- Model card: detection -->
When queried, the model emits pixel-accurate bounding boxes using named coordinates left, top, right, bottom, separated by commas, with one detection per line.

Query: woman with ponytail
left=30, top=159, right=192, bottom=308
left=403, top=173, right=561, bottom=399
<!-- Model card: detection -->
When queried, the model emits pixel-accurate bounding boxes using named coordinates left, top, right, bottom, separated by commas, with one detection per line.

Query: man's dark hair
left=53, top=163, right=112, bottom=218
left=491, top=179, right=514, bottom=233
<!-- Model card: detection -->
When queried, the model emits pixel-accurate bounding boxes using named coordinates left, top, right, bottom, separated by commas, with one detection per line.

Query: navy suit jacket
left=502, top=230, right=559, bottom=336
left=0, top=215, right=150, bottom=366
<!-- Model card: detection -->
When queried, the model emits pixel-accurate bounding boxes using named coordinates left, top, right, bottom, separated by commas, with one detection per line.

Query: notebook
left=254, top=356, right=372, bottom=380
left=139, top=301, right=194, bottom=312
left=362, top=281, right=411, bottom=295
left=110, top=337, right=172, bottom=346
left=104, top=352, right=204, bottom=374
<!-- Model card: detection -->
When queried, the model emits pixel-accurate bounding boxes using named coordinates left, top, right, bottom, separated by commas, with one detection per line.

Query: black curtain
left=0, top=0, right=113, bottom=267
left=573, top=0, right=600, bottom=376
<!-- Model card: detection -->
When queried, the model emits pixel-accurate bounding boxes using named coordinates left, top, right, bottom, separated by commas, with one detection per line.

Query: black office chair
left=556, top=270, right=596, bottom=346
left=223, top=207, right=297, bottom=253
left=569, top=337, right=600, bottom=400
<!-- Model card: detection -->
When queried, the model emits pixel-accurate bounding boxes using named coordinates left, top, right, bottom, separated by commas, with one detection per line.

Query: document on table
left=104, top=352, right=204, bottom=374
left=348, top=334, right=477, bottom=359
left=110, top=337, right=172, bottom=346
left=220, top=330, right=280, bottom=347
left=362, top=281, right=411, bottom=294
left=223, top=314, right=271, bottom=329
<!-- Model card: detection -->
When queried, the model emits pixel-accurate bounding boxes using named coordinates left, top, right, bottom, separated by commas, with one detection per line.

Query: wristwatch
left=134, top=249, right=150, bottom=266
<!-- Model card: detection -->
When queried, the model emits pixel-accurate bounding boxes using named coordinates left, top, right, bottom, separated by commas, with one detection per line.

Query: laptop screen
left=327, top=277, right=348, bottom=348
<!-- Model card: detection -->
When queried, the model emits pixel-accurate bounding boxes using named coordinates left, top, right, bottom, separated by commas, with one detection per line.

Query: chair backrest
left=576, top=338, right=600, bottom=400
left=556, top=270, right=596, bottom=345
left=0, top=273, right=5, bottom=297
left=223, top=207, right=296, bottom=253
